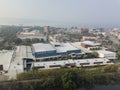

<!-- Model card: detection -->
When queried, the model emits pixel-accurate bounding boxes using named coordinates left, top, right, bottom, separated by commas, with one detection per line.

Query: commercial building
left=22, top=42, right=115, bottom=71
left=22, top=42, right=82, bottom=71
left=110, top=28, right=120, bottom=37
left=4, top=42, right=115, bottom=74
left=43, top=26, right=49, bottom=34
left=118, top=34, right=120, bottom=40
left=5, top=44, right=113, bottom=73
left=96, top=50, right=116, bottom=60
left=71, top=41, right=117, bottom=60
left=17, top=30, right=47, bottom=42
left=81, top=41, right=102, bottom=50
left=32, top=42, right=81, bottom=59
left=32, top=58, right=113, bottom=70
left=82, top=36, right=97, bottom=41
left=81, top=28, right=89, bottom=34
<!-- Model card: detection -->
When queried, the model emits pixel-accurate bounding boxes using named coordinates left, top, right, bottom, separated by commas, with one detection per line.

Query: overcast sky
left=0, top=0, right=120, bottom=27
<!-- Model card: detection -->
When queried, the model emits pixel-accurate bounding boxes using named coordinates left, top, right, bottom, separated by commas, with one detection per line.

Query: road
left=106, top=32, right=120, bottom=45
left=7, top=46, right=24, bottom=80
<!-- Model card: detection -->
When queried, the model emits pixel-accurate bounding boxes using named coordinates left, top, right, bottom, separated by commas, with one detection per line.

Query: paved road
left=106, top=32, right=120, bottom=45
left=8, top=46, right=24, bottom=80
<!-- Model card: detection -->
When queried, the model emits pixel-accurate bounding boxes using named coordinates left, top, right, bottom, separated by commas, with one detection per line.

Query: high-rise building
left=81, top=28, right=89, bottom=34
left=44, top=26, right=49, bottom=34
left=43, top=26, right=50, bottom=42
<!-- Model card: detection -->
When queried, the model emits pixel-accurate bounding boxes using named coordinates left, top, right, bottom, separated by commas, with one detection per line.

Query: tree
left=91, top=51, right=99, bottom=58
left=23, top=39, right=31, bottom=45
left=32, top=38, right=40, bottom=43
left=61, top=72, right=77, bottom=90
left=14, top=38, right=22, bottom=45
left=116, top=53, right=120, bottom=60
left=99, top=65, right=118, bottom=73
left=84, top=72, right=94, bottom=85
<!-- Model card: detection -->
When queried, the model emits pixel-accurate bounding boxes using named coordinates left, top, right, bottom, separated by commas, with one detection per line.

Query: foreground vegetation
left=0, top=65, right=119, bottom=90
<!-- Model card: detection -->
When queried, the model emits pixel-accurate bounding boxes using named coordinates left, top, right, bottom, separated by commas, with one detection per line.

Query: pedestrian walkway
left=8, top=46, right=24, bottom=79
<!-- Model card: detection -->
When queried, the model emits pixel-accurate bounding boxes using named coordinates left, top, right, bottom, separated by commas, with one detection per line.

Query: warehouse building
left=71, top=41, right=117, bottom=60
left=12, top=45, right=114, bottom=71
left=12, top=42, right=115, bottom=71
left=81, top=41, right=102, bottom=50
left=96, top=50, right=116, bottom=60
left=23, top=42, right=82, bottom=71
left=31, top=58, right=113, bottom=70
left=17, top=30, right=47, bottom=42
left=32, top=42, right=81, bottom=59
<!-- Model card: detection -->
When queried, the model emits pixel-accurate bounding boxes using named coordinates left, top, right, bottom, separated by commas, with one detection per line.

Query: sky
left=0, top=0, right=120, bottom=27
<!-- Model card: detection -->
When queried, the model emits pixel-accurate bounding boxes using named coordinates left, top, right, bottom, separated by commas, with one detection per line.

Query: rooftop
left=32, top=43, right=56, bottom=52
left=96, top=50, right=116, bottom=54
left=20, top=46, right=34, bottom=59
left=33, top=58, right=113, bottom=68
left=55, top=43, right=79, bottom=53
left=82, top=41, right=101, bottom=46
left=71, top=42, right=92, bottom=53
left=0, top=50, right=14, bottom=71
left=32, top=42, right=80, bottom=53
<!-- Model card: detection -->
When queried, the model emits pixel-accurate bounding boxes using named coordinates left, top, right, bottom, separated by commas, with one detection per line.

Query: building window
left=107, top=61, right=112, bottom=63
left=0, top=65, right=3, bottom=71
left=80, top=63, right=90, bottom=65
left=94, top=62, right=103, bottom=64
left=49, top=65, right=61, bottom=68
left=38, top=66, right=45, bottom=68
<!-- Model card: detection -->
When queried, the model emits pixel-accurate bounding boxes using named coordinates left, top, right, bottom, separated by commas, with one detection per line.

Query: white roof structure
left=54, top=43, right=80, bottom=53
left=21, top=46, right=34, bottom=59
left=50, top=42, right=62, bottom=46
left=74, top=58, right=113, bottom=67
left=33, top=58, right=113, bottom=69
left=32, top=42, right=80, bottom=53
left=34, top=60, right=69, bottom=68
left=71, top=42, right=92, bottom=53
left=118, top=34, right=120, bottom=40
left=82, top=41, right=101, bottom=46
left=97, top=50, right=116, bottom=54
left=96, top=50, right=116, bottom=60
left=32, top=43, right=56, bottom=52
left=20, top=30, right=39, bottom=35
left=0, top=50, right=14, bottom=71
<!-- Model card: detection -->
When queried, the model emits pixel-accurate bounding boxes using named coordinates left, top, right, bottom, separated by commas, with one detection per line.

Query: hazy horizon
left=0, top=17, right=120, bottom=28
left=0, top=0, right=120, bottom=28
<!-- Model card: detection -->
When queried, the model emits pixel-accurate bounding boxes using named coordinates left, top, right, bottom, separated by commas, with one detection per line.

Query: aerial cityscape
left=0, top=0, right=120, bottom=90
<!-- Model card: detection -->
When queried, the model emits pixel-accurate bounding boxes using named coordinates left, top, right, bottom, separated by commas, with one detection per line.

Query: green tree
left=91, top=51, right=99, bottom=58
left=117, top=53, right=120, bottom=60
left=14, top=38, right=22, bottom=45
left=84, top=72, right=94, bottom=85
left=61, top=72, right=77, bottom=90
left=99, top=64, right=118, bottom=73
